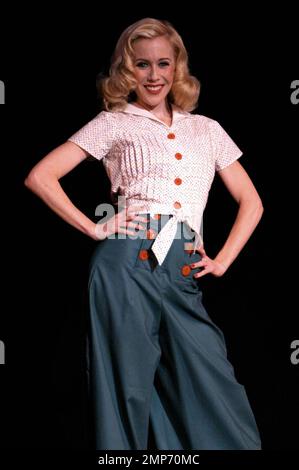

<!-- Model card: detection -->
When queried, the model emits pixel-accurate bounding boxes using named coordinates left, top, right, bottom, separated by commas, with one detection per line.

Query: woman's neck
left=133, top=101, right=173, bottom=126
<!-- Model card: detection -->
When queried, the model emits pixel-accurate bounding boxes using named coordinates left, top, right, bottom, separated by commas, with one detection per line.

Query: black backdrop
left=0, top=4, right=298, bottom=462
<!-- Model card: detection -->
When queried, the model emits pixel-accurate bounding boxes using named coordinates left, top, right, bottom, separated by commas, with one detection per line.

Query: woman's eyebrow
left=135, top=57, right=171, bottom=61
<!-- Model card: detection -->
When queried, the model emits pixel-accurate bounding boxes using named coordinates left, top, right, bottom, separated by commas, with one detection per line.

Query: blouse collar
left=121, top=102, right=190, bottom=127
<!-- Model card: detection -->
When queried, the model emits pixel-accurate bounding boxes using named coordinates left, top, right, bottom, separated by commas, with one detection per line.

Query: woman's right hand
left=93, top=205, right=149, bottom=240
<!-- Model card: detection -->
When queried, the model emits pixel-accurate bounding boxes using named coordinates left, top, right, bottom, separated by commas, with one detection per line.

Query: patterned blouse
left=68, top=103, right=242, bottom=265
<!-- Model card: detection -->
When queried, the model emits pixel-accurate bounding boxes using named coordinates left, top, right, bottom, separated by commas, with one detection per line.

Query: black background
left=0, top=4, right=298, bottom=460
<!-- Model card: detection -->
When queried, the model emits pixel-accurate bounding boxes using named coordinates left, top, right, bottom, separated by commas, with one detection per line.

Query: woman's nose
left=148, top=66, right=159, bottom=80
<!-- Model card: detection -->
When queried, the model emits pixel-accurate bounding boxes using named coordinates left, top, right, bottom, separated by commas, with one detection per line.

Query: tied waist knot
left=150, top=207, right=198, bottom=266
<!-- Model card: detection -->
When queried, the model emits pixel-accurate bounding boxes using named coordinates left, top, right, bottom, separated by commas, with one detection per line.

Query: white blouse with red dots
left=68, top=103, right=242, bottom=265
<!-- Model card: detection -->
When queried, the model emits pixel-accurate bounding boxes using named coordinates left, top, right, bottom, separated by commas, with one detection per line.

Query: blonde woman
left=25, top=18, right=263, bottom=450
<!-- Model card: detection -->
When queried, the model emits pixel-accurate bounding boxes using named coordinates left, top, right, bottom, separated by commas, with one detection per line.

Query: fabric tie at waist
left=150, top=207, right=201, bottom=266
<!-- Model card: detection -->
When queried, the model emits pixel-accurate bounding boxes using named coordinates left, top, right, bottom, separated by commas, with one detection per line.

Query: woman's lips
left=144, top=85, right=164, bottom=94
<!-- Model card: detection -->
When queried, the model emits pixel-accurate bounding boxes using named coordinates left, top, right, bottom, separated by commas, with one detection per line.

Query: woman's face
left=132, top=35, right=176, bottom=110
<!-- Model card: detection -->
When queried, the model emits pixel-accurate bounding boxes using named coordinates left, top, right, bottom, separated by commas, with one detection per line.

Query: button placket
left=166, top=130, right=182, bottom=211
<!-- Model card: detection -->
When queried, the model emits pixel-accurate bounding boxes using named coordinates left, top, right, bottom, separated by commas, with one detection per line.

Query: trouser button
left=181, top=264, right=191, bottom=276
left=139, top=249, right=149, bottom=261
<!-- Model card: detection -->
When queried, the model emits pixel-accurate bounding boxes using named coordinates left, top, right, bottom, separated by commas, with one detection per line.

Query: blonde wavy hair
left=99, top=18, right=200, bottom=112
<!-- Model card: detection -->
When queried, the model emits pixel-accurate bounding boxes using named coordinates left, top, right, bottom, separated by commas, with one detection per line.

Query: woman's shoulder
left=95, top=107, right=139, bottom=125
left=189, top=112, right=219, bottom=126
left=93, top=109, right=122, bottom=121
left=185, top=112, right=223, bottom=135
left=88, top=109, right=130, bottom=133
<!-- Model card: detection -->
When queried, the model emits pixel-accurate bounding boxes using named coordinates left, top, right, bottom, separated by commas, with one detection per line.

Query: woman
left=24, top=18, right=263, bottom=450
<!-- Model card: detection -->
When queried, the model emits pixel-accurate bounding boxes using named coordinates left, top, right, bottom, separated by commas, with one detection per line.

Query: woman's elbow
left=256, top=198, right=264, bottom=222
left=24, top=168, right=42, bottom=192
left=24, top=166, right=53, bottom=194
left=250, top=194, right=264, bottom=222
left=240, top=192, right=264, bottom=220
left=256, top=193, right=264, bottom=215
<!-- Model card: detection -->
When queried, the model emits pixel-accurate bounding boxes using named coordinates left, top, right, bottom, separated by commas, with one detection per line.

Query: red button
left=153, top=213, right=161, bottom=220
left=174, top=178, right=182, bottom=185
left=139, top=249, right=149, bottom=261
left=181, top=265, right=191, bottom=276
left=175, top=153, right=182, bottom=160
left=173, top=201, right=181, bottom=209
left=167, top=133, right=175, bottom=139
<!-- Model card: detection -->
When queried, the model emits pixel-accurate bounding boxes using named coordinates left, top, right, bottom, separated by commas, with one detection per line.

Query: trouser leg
left=88, top=236, right=163, bottom=450
left=148, top=234, right=261, bottom=450
left=150, top=281, right=261, bottom=449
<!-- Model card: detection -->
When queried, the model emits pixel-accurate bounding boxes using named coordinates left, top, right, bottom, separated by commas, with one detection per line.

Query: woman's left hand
left=190, top=245, right=228, bottom=278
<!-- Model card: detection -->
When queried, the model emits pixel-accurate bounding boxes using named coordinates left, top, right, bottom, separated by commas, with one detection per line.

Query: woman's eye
left=135, top=62, right=170, bottom=68
left=136, top=62, right=148, bottom=68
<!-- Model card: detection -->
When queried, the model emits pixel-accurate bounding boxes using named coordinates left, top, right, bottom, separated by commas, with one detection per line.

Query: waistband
left=135, top=211, right=201, bottom=266
left=115, top=200, right=203, bottom=266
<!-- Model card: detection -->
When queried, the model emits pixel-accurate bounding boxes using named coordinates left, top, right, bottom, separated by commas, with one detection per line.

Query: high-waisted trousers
left=87, top=213, right=261, bottom=450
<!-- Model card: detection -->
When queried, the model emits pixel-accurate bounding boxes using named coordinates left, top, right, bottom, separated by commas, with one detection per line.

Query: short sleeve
left=209, top=119, right=243, bottom=171
left=67, top=111, right=116, bottom=161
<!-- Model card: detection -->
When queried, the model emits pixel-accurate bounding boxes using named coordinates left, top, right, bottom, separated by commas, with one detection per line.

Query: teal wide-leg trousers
left=87, top=214, right=261, bottom=450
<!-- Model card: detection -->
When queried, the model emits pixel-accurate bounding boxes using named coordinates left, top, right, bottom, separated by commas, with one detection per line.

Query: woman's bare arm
left=193, top=161, right=264, bottom=278
left=24, top=141, right=99, bottom=239
left=25, top=141, right=149, bottom=239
